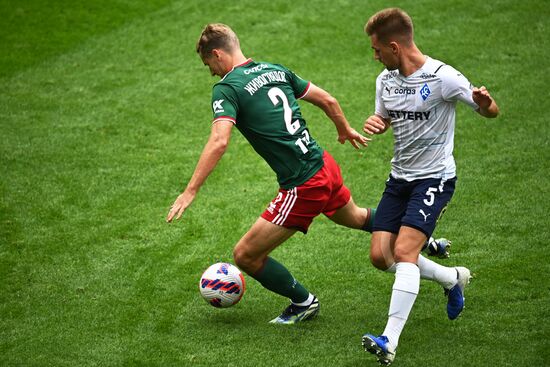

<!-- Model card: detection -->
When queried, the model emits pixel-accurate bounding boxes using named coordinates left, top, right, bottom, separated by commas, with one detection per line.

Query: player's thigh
left=262, top=185, right=327, bottom=233
left=319, top=150, right=352, bottom=220
left=393, top=225, right=428, bottom=263
left=402, top=177, right=456, bottom=238
left=372, top=178, right=408, bottom=234
left=234, top=216, right=297, bottom=260
left=325, top=196, right=366, bottom=229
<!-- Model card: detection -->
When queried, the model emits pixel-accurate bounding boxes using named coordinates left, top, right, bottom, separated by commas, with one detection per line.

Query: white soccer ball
left=199, top=262, right=246, bottom=308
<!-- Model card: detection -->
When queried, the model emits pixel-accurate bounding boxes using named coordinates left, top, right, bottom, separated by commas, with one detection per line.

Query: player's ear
left=211, top=49, right=222, bottom=60
left=389, top=42, right=399, bottom=54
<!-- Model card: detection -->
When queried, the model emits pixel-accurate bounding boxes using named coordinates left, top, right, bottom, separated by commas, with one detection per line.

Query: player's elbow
left=322, top=95, right=339, bottom=110
left=317, top=94, right=341, bottom=117
left=213, top=137, right=229, bottom=152
left=209, top=134, right=230, bottom=153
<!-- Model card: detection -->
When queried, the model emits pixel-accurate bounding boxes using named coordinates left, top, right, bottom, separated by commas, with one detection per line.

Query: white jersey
left=375, top=56, right=479, bottom=181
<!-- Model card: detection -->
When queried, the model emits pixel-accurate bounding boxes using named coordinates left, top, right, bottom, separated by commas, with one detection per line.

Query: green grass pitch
left=1, top=0, right=549, bottom=366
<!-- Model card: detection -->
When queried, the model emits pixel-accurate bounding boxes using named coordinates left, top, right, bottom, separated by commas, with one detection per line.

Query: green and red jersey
left=211, top=59, right=323, bottom=189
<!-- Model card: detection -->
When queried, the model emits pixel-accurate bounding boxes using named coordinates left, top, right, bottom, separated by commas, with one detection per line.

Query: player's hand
left=472, top=86, right=493, bottom=110
left=166, top=190, right=195, bottom=223
left=338, top=128, right=371, bottom=149
left=363, top=115, right=389, bottom=135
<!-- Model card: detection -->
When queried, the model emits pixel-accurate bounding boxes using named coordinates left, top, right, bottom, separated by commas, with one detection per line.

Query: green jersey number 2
left=267, top=87, right=310, bottom=154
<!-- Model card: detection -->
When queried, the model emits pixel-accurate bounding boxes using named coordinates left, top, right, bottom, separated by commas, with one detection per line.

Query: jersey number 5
left=423, top=187, right=438, bottom=206
left=268, top=87, right=309, bottom=154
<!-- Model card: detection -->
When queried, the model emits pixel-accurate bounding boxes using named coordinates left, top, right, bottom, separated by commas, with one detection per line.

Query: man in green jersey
left=166, top=23, right=372, bottom=323
left=166, top=23, right=446, bottom=324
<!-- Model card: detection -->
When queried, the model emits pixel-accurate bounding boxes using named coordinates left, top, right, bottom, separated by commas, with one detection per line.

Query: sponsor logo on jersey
left=420, top=83, right=431, bottom=101
left=244, top=64, right=269, bottom=75
left=394, top=87, right=416, bottom=95
left=385, top=86, right=391, bottom=95
left=420, top=73, right=437, bottom=79
left=388, top=110, right=431, bottom=121
left=213, top=99, right=224, bottom=113
left=243, top=71, right=287, bottom=96
left=382, top=71, right=398, bottom=81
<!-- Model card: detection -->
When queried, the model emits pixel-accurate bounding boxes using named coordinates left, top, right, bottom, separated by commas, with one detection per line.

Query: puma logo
left=419, top=209, right=431, bottom=222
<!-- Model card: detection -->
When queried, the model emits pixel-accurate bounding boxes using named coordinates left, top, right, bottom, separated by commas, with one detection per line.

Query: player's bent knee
left=370, top=251, right=389, bottom=270
left=370, top=238, right=394, bottom=270
left=393, top=246, right=418, bottom=263
left=232, top=246, right=248, bottom=268
left=233, top=246, right=260, bottom=274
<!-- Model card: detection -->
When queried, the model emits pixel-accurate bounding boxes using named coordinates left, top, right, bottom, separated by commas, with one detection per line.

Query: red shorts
left=261, top=151, right=351, bottom=233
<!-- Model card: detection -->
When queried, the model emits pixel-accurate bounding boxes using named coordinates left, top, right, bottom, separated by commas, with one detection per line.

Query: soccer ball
left=199, top=262, right=246, bottom=308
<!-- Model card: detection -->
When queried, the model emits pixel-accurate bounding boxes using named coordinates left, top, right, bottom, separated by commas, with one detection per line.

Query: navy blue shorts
left=372, top=175, right=457, bottom=238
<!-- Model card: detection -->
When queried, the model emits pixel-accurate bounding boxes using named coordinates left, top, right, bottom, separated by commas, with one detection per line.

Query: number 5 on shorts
left=423, top=187, right=438, bottom=206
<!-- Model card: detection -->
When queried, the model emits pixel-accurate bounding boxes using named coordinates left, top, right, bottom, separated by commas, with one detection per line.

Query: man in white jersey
left=360, top=8, right=499, bottom=365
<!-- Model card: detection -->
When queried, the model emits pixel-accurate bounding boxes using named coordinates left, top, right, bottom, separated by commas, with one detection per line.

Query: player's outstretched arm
left=473, top=86, right=499, bottom=118
left=166, top=120, right=233, bottom=222
left=363, top=114, right=390, bottom=135
left=302, top=83, right=370, bottom=149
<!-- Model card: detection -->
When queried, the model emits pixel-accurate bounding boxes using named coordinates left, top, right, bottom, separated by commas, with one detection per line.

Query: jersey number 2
left=268, top=87, right=309, bottom=154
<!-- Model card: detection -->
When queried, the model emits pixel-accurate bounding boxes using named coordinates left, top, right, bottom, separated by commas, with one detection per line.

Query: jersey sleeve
left=211, top=83, right=238, bottom=124
left=375, top=73, right=389, bottom=118
left=286, top=68, right=311, bottom=99
left=439, top=66, right=479, bottom=110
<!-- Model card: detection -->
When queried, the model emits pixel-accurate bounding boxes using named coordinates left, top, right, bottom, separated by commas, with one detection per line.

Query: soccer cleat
left=362, top=334, right=396, bottom=365
left=269, top=296, right=319, bottom=324
left=423, top=237, right=451, bottom=258
left=445, top=267, right=472, bottom=320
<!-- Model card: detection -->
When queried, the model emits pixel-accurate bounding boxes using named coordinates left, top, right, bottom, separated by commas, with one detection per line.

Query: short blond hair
left=365, top=8, right=414, bottom=45
left=196, top=23, right=240, bottom=59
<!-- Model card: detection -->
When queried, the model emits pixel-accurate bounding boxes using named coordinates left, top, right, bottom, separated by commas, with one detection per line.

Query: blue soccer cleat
left=269, top=296, right=319, bottom=324
left=446, top=267, right=472, bottom=320
left=362, top=334, right=396, bottom=365
left=423, top=237, right=452, bottom=258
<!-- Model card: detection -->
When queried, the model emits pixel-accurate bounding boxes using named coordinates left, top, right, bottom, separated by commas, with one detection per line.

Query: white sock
left=382, top=262, right=419, bottom=349
left=383, top=316, right=407, bottom=350
left=417, top=255, right=457, bottom=289
left=385, top=256, right=457, bottom=290
left=292, top=293, right=314, bottom=306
